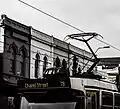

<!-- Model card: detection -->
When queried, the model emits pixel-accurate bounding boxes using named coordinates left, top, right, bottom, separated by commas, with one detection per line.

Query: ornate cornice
left=31, top=28, right=52, bottom=43
left=53, top=38, right=68, bottom=50
left=69, top=44, right=92, bottom=57
left=1, top=14, right=30, bottom=34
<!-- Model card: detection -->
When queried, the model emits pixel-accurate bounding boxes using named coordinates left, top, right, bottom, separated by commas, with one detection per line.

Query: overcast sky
left=1, top=0, right=120, bottom=58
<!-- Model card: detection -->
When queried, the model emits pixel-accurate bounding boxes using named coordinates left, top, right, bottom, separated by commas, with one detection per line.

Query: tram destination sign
left=24, top=82, right=48, bottom=89
left=17, top=78, right=70, bottom=89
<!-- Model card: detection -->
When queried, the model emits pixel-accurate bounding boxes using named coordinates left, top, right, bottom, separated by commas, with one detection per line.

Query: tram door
left=86, top=91, right=99, bottom=109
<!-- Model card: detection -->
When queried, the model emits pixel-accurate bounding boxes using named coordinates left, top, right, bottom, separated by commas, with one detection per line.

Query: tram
left=16, top=71, right=85, bottom=109
left=15, top=33, right=120, bottom=109
left=42, top=67, right=120, bottom=109
left=16, top=66, right=120, bottom=109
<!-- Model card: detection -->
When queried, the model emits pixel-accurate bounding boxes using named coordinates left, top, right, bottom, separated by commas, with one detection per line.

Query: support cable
left=18, top=0, right=120, bottom=52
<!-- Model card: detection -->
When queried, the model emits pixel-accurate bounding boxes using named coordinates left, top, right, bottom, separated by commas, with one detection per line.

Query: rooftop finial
left=1, top=14, right=7, bottom=19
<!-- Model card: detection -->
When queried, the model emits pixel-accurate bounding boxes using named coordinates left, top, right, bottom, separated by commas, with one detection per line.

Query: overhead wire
left=17, top=0, right=120, bottom=52
left=18, top=0, right=84, bottom=33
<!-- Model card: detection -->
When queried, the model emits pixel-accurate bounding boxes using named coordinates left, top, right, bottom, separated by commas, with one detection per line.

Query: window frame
left=101, top=91, right=113, bottom=108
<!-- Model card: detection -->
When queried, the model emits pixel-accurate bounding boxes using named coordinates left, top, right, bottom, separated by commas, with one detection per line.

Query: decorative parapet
left=31, top=27, right=52, bottom=44
left=53, top=37, right=92, bottom=60
left=0, top=14, right=30, bottom=34
left=53, top=38, right=68, bottom=50
left=31, top=26, right=92, bottom=60
left=69, top=44, right=84, bottom=55
left=83, top=49, right=93, bottom=57
left=69, top=44, right=92, bottom=59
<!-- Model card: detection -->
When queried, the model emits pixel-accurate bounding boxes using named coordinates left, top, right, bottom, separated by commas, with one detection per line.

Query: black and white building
left=0, top=14, right=93, bottom=108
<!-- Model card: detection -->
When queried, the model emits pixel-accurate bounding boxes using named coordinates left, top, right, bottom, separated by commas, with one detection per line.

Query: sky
left=1, top=0, right=120, bottom=58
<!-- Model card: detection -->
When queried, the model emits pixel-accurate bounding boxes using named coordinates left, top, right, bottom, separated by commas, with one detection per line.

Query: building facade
left=0, top=14, right=93, bottom=108
left=0, top=15, right=31, bottom=108
left=30, top=28, right=93, bottom=79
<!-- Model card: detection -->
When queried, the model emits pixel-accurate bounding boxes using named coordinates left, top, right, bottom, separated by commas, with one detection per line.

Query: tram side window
left=114, top=93, right=120, bottom=109
left=86, top=91, right=99, bottom=109
left=101, top=91, right=113, bottom=109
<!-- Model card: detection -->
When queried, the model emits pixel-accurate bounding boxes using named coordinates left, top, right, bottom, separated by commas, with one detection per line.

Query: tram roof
left=70, top=77, right=118, bottom=92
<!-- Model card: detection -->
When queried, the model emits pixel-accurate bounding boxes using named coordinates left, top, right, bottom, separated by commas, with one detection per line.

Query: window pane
left=86, top=91, right=98, bottom=109
left=20, top=62, right=24, bottom=76
left=75, top=97, right=85, bottom=109
left=102, top=91, right=113, bottom=106
left=10, top=59, right=15, bottom=74
left=115, top=94, right=120, bottom=106
left=20, top=97, right=76, bottom=109
left=20, top=50, right=26, bottom=77
left=28, top=103, right=76, bottom=109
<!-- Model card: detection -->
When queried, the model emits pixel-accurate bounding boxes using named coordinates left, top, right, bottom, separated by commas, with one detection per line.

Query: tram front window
left=17, top=75, right=85, bottom=109
left=21, top=97, right=76, bottom=109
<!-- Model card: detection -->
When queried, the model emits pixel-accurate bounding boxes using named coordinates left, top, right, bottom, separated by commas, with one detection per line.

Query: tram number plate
left=60, top=81, right=66, bottom=87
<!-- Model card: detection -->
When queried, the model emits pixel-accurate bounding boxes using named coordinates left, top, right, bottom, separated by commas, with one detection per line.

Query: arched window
left=19, top=50, right=25, bottom=76
left=43, top=56, right=48, bottom=72
left=19, top=46, right=27, bottom=77
left=78, top=65, right=82, bottom=74
left=9, top=43, right=18, bottom=74
left=58, top=59, right=70, bottom=76
left=72, top=55, right=78, bottom=76
left=55, top=56, right=61, bottom=68
left=62, top=59, right=67, bottom=70
left=10, top=47, right=16, bottom=74
left=35, top=53, right=40, bottom=78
